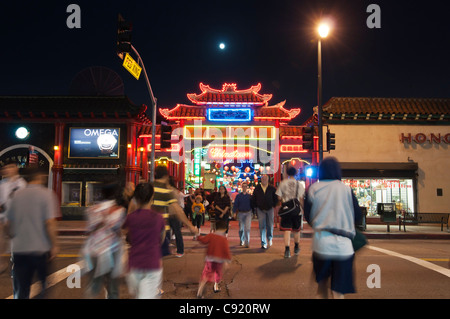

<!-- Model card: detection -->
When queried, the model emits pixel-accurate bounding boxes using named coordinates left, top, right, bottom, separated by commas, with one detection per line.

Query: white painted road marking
left=5, top=260, right=85, bottom=299
left=367, top=245, right=450, bottom=278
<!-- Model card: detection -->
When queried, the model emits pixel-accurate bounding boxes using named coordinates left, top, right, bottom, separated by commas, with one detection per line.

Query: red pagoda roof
left=187, top=83, right=272, bottom=106
left=160, top=100, right=300, bottom=122
left=160, top=83, right=301, bottom=122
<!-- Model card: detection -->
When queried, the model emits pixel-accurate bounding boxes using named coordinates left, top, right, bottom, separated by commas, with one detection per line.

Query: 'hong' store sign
left=400, top=133, right=450, bottom=144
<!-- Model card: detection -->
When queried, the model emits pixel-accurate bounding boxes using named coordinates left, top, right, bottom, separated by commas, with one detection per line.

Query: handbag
left=352, top=229, right=368, bottom=251
left=278, top=181, right=301, bottom=217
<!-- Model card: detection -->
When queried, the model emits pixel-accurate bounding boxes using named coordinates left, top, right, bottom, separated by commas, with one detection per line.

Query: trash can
left=356, top=207, right=367, bottom=231
left=377, top=203, right=397, bottom=232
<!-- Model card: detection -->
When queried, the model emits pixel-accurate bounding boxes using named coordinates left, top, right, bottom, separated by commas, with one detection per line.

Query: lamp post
left=317, top=23, right=330, bottom=163
left=130, top=44, right=157, bottom=182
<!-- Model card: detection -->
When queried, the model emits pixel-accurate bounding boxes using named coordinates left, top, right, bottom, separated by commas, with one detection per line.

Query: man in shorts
left=276, top=167, right=305, bottom=258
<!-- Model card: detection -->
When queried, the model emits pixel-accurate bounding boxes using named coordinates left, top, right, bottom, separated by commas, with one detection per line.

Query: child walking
left=196, top=220, right=232, bottom=298
left=122, top=183, right=166, bottom=299
left=191, top=195, right=205, bottom=238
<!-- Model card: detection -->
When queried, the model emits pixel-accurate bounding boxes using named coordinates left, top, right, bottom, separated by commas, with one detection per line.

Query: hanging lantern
left=224, top=166, right=229, bottom=171
left=245, top=166, right=250, bottom=173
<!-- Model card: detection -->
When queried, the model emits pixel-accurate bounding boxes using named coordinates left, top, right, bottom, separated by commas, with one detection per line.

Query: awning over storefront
left=340, top=162, right=418, bottom=178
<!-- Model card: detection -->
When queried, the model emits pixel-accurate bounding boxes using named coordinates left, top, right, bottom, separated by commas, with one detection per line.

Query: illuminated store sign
left=207, top=108, right=252, bottom=122
left=280, top=144, right=307, bottom=153
left=193, top=148, right=201, bottom=176
left=69, top=128, right=120, bottom=158
left=400, top=133, right=450, bottom=144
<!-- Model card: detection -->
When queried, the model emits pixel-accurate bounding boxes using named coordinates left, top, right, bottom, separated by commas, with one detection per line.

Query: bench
left=399, top=212, right=450, bottom=232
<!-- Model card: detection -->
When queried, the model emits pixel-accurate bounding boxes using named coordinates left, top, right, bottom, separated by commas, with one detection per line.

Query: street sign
left=122, top=53, right=142, bottom=80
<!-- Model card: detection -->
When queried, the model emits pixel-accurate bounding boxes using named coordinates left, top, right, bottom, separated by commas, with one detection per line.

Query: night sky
left=1, top=0, right=449, bottom=124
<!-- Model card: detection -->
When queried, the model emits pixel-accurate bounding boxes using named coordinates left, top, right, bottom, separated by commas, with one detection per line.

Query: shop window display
left=85, top=182, right=103, bottom=206
left=342, top=178, right=414, bottom=216
left=62, top=182, right=82, bottom=207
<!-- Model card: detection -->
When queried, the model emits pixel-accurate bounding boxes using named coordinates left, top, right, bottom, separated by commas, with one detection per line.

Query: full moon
left=219, top=43, right=225, bottom=50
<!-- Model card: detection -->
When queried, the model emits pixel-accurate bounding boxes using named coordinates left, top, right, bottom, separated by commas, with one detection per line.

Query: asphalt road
left=1, top=229, right=449, bottom=300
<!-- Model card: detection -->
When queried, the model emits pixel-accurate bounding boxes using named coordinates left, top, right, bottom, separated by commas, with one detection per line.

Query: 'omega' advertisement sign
left=69, top=128, right=120, bottom=158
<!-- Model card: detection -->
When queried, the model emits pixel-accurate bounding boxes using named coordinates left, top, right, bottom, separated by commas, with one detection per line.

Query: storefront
left=319, top=97, right=450, bottom=216
left=0, top=96, right=152, bottom=219
left=152, top=82, right=309, bottom=191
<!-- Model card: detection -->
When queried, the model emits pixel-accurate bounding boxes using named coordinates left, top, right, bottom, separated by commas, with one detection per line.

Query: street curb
left=57, top=229, right=450, bottom=240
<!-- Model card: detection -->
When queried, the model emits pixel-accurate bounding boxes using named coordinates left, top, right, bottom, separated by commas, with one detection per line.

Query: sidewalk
left=57, top=218, right=450, bottom=240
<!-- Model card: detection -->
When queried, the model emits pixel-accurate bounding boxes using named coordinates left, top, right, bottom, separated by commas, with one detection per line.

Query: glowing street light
left=318, top=23, right=330, bottom=38
left=317, top=21, right=331, bottom=163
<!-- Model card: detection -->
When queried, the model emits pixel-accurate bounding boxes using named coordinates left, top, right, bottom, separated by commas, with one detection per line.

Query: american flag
left=28, top=146, right=38, bottom=167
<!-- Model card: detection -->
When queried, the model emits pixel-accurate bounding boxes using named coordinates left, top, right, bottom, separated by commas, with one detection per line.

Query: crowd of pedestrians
left=0, top=157, right=365, bottom=299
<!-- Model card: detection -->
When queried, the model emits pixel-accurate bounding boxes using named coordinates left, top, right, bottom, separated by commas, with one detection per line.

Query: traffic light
left=327, top=130, right=336, bottom=151
left=302, top=126, right=314, bottom=150
left=117, top=14, right=132, bottom=57
left=160, top=122, right=172, bottom=149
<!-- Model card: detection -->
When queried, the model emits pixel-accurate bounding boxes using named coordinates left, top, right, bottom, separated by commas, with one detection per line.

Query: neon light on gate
left=183, top=125, right=276, bottom=140
left=207, top=108, right=253, bottom=122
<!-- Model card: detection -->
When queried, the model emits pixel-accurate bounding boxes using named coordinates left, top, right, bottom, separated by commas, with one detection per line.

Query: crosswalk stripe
left=5, top=260, right=85, bottom=299
left=368, top=245, right=450, bottom=278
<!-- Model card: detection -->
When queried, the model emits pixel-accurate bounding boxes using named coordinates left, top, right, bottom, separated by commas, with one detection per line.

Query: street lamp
left=317, top=22, right=330, bottom=163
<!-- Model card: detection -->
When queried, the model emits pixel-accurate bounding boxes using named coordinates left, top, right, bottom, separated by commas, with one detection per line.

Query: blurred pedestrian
left=304, top=157, right=362, bottom=299
left=233, top=182, right=252, bottom=247
left=0, top=163, right=27, bottom=274
left=196, top=220, right=232, bottom=298
left=185, top=188, right=195, bottom=221
left=213, top=185, right=231, bottom=235
left=5, top=168, right=58, bottom=299
left=82, top=182, right=126, bottom=299
left=151, top=166, right=197, bottom=257
left=122, top=183, right=165, bottom=299
left=168, top=177, right=186, bottom=257
left=276, top=167, right=305, bottom=258
left=251, top=175, right=278, bottom=249
left=191, top=195, right=205, bottom=238
left=119, top=182, right=135, bottom=212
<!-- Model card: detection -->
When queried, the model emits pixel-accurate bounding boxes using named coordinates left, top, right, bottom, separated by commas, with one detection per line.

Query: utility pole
left=117, top=14, right=157, bottom=181
left=130, top=45, right=157, bottom=182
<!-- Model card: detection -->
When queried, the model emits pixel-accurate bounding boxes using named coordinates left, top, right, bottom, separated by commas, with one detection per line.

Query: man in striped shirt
left=152, top=166, right=197, bottom=256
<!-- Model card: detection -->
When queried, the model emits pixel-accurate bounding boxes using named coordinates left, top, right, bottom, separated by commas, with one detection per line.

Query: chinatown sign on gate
left=207, top=147, right=254, bottom=161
